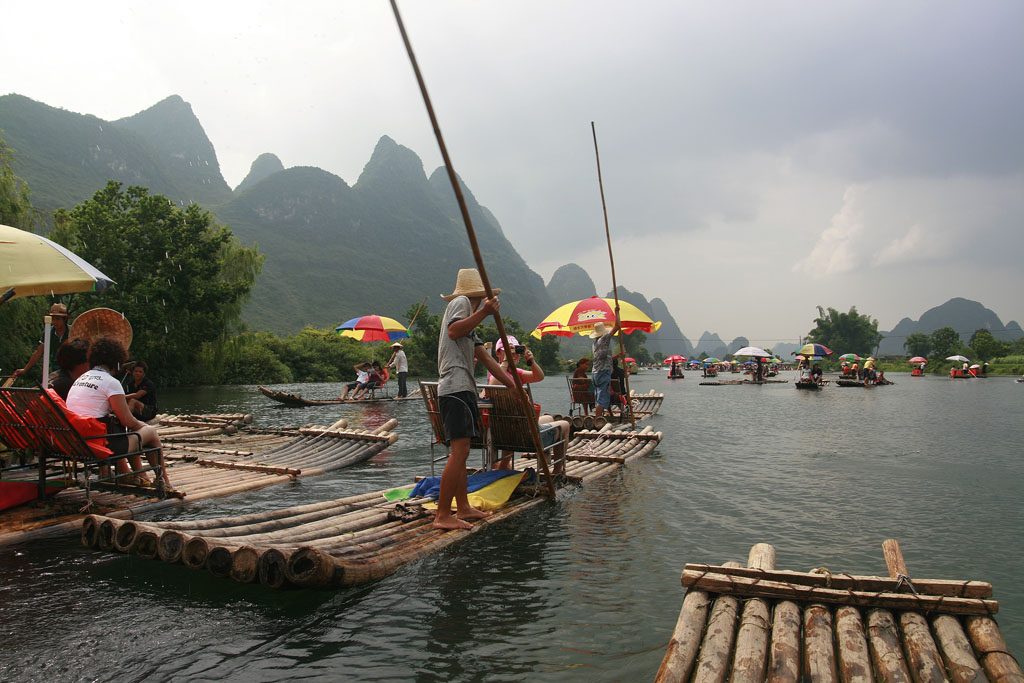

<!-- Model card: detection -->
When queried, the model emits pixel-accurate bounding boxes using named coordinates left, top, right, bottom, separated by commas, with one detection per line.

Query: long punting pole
left=590, top=122, right=636, bottom=430
left=390, top=0, right=557, bottom=497
left=407, top=297, right=428, bottom=330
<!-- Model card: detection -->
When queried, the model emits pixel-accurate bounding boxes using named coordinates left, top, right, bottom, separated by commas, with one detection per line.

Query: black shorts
left=140, top=405, right=158, bottom=421
left=438, top=390, right=481, bottom=442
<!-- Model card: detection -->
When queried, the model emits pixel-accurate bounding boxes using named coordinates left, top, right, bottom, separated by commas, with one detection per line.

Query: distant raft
left=83, top=424, right=663, bottom=589
left=258, top=385, right=420, bottom=406
left=655, top=539, right=1020, bottom=683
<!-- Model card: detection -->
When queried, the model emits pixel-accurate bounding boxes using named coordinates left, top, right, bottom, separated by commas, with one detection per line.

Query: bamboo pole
left=730, top=543, right=776, bottom=682
left=963, top=616, right=1024, bottom=683
left=930, top=615, right=986, bottom=683
left=867, top=609, right=913, bottom=683
left=835, top=606, right=873, bottom=683
left=766, top=600, right=802, bottom=683
left=881, top=539, right=952, bottom=682
left=655, top=589, right=713, bottom=683
left=692, top=561, right=743, bottom=683
left=803, top=604, right=839, bottom=683
left=390, top=0, right=556, bottom=498
left=590, top=121, right=635, bottom=430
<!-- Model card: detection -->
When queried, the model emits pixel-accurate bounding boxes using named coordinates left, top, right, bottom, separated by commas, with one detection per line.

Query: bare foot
left=456, top=506, right=491, bottom=522
left=433, top=515, right=473, bottom=530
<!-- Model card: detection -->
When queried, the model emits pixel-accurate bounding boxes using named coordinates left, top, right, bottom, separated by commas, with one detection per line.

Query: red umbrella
left=909, top=356, right=927, bottom=364
left=663, top=355, right=687, bottom=363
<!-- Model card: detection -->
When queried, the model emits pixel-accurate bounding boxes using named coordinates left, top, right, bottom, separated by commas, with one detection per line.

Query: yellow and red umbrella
left=336, top=315, right=409, bottom=342
left=530, top=296, right=661, bottom=338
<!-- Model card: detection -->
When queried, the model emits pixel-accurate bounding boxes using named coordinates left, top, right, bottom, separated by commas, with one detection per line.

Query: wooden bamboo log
left=230, top=545, right=262, bottom=584
left=692, top=561, right=743, bottom=683
left=867, top=610, right=913, bottom=683
left=157, top=529, right=188, bottom=564
left=964, top=616, right=1024, bottom=683
left=655, top=590, right=713, bottom=683
left=766, top=601, right=802, bottom=683
left=206, top=545, right=235, bottom=579
left=882, top=538, right=956, bottom=683
left=683, top=564, right=993, bottom=599
left=81, top=515, right=101, bottom=548
left=195, top=460, right=301, bottom=476
left=113, top=520, right=140, bottom=552
left=804, top=604, right=839, bottom=683
left=900, top=613, right=948, bottom=683
left=680, top=570, right=998, bottom=615
left=731, top=543, right=776, bottom=683
left=183, top=536, right=212, bottom=569
left=258, top=548, right=294, bottom=589
left=835, top=606, right=874, bottom=683
left=930, top=615, right=985, bottom=683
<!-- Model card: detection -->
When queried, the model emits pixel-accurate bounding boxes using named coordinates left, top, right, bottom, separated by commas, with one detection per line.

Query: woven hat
left=391, top=342, right=403, bottom=348
left=69, top=307, right=133, bottom=350
left=589, top=322, right=610, bottom=339
left=441, top=268, right=500, bottom=301
left=48, top=302, right=68, bottom=317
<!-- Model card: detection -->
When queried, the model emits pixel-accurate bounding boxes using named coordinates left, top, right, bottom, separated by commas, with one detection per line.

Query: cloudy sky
left=3, top=1, right=1022, bottom=345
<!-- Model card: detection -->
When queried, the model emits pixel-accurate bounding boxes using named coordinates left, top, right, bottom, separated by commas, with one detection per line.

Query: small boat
left=258, top=385, right=419, bottom=406
left=795, top=380, right=824, bottom=390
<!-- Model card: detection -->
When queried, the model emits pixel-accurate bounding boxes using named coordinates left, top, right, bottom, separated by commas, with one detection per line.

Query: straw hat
left=48, top=302, right=68, bottom=318
left=441, top=268, right=499, bottom=301
left=69, top=308, right=133, bottom=350
left=589, top=322, right=610, bottom=339
left=391, top=342, right=404, bottom=348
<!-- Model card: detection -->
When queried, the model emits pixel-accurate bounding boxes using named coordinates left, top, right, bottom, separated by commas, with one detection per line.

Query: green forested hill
left=0, top=94, right=229, bottom=218
left=216, top=136, right=553, bottom=332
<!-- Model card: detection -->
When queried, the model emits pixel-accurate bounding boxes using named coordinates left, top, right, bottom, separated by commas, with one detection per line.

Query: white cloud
left=874, top=224, right=924, bottom=266
left=792, top=185, right=865, bottom=277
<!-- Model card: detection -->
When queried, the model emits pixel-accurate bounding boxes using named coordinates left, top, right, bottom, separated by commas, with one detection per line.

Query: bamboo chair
left=484, top=384, right=566, bottom=478
left=418, top=381, right=490, bottom=476
left=0, top=386, right=166, bottom=500
left=367, top=368, right=392, bottom=400
left=566, top=376, right=594, bottom=417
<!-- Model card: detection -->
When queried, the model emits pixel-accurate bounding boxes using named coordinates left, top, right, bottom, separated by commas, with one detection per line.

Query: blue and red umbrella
left=793, top=343, right=833, bottom=357
left=336, top=315, right=409, bottom=342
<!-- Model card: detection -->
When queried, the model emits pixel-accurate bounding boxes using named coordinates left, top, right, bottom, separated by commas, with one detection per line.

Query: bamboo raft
left=0, top=413, right=398, bottom=547
left=83, top=423, right=663, bottom=589
left=699, top=380, right=790, bottom=386
left=836, top=379, right=893, bottom=388
left=258, top=385, right=419, bottom=406
left=656, top=539, right=1022, bottom=683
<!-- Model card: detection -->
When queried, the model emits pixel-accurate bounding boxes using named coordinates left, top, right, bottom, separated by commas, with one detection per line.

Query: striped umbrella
left=530, top=296, right=661, bottom=338
left=336, top=315, right=409, bottom=342
left=793, top=343, right=833, bottom=357
left=838, top=353, right=861, bottom=362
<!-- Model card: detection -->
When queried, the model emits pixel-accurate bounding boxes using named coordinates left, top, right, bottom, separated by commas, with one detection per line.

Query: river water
left=1, top=371, right=1021, bottom=681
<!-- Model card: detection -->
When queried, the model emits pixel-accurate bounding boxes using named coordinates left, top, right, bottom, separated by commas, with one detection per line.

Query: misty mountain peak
left=235, top=153, right=285, bottom=193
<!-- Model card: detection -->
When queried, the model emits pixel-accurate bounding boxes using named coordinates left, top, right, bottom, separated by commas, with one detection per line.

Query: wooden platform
left=0, top=413, right=398, bottom=547
left=83, top=423, right=663, bottom=589
left=656, top=540, right=1022, bottom=683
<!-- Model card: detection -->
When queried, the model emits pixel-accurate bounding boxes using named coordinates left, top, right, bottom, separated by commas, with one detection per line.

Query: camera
left=514, top=345, right=525, bottom=355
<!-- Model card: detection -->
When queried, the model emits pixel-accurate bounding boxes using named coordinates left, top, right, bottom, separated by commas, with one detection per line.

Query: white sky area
left=3, top=1, right=1022, bottom=345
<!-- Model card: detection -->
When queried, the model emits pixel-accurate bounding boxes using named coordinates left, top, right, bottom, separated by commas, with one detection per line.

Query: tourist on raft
left=590, top=319, right=623, bottom=419
left=572, top=357, right=593, bottom=414
left=12, top=302, right=70, bottom=386
left=339, top=362, right=371, bottom=400
left=387, top=342, right=409, bottom=398
left=434, top=268, right=524, bottom=531
left=350, top=361, right=386, bottom=400
left=122, top=359, right=158, bottom=421
left=65, top=337, right=171, bottom=490
left=811, top=363, right=824, bottom=384
left=51, top=339, right=90, bottom=401
left=485, top=335, right=570, bottom=472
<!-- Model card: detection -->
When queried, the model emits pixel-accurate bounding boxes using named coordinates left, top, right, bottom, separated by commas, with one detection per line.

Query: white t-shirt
left=66, top=367, right=125, bottom=419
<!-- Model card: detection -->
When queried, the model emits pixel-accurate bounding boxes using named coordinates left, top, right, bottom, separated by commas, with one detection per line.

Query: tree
left=806, top=306, right=882, bottom=356
left=928, top=327, right=963, bottom=360
left=50, top=182, right=263, bottom=384
left=969, top=329, right=1010, bottom=362
left=0, top=134, right=47, bottom=378
left=903, top=332, right=932, bottom=358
